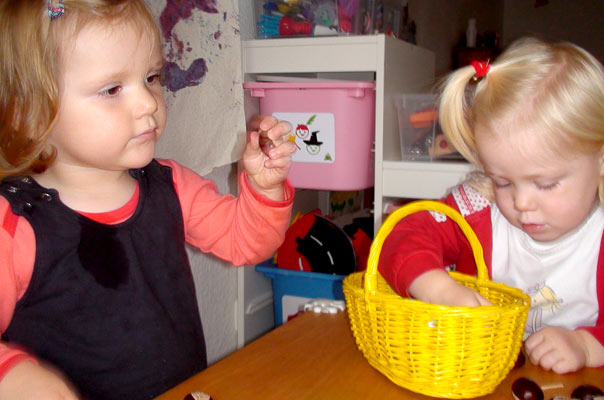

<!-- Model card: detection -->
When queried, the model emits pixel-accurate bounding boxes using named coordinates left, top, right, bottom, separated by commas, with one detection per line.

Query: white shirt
left=491, top=204, right=604, bottom=334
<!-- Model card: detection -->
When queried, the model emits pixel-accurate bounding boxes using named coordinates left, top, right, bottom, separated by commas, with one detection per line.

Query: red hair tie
left=470, top=60, right=490, bottom=81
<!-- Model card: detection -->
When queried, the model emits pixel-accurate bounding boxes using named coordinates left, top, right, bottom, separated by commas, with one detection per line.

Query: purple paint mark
left=159, top=0, right=218, bottom=42
left=214, top=31, right=221, bottom=40
left=162, top=58, right=208, bottom=92
left=158, top=0, right=218, bottom=93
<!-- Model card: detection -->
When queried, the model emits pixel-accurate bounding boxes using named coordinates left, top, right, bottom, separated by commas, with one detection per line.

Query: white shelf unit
left=242, top=35, right=472, bottom=231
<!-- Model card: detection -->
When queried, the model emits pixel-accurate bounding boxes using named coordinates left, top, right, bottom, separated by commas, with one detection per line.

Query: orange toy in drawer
left=409, top=107, right=438, bottom=128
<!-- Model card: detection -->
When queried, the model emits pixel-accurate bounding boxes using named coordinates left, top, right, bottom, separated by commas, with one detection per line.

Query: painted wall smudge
left=159, top=0, right=218, bottom=92
left=147, top=0, right=246, bottom=177
left=162, top=59, right=208, bottom=92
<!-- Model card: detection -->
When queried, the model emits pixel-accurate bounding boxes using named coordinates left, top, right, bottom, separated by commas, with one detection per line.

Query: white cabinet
left=242, top=34, right=472, bottom=231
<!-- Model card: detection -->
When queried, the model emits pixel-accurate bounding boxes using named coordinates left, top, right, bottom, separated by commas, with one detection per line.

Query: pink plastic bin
left=244, top=81, right=376, bottom=191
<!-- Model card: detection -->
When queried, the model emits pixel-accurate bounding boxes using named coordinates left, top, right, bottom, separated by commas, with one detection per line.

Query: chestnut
left=571, top=384, right=604, bottom=400
left=512, top=377, right=544, bottom=400
left=514, top=350, right=526, bottom=369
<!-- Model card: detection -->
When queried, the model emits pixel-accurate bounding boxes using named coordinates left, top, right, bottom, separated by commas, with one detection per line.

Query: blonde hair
left=439, top=37, right=604, bottom=203
left=0, top=0, right=161, bottom=178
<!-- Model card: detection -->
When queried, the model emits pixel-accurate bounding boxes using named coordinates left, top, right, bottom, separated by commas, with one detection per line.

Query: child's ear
left=600, top=146, right=604, bottom=176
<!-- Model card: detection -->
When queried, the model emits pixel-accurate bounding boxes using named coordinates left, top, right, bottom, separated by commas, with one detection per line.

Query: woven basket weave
left=343, top=200, right=530, bottom=398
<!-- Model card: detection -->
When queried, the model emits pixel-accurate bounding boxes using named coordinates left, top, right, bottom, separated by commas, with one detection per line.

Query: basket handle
left=364, top=200, right=488, bottom=296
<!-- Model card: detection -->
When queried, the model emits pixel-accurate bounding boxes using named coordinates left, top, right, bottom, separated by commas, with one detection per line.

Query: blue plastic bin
left=256, top=261, right=345, bottom=326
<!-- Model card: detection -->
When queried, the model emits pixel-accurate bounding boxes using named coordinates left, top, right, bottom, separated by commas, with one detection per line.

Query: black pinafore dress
left=1, top=160, right=207, bottom=400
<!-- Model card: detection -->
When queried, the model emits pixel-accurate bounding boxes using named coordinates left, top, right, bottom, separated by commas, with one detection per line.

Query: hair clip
left=48, top=0, right=65, bottom=19
left=470, top=59, right=490, bottom=82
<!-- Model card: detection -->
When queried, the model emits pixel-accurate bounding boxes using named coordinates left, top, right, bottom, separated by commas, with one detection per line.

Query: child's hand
left=523, top=327, right=604, bottom=373
left=0, top=361, right=80, bottom=399
left=242, top=115, right=297, bottom=201
left=409, top=269, right=492, bottom=307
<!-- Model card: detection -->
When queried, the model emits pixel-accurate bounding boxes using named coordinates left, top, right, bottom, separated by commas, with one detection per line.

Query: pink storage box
left=244, top=81, right=376, bottom=191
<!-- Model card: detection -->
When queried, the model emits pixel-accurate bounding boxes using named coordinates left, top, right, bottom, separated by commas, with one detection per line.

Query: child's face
left=47, top=20, right=165, bottom=173
left=476, top=126, right=604, bottom=242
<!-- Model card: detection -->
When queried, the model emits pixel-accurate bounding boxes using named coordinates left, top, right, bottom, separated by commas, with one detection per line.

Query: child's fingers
left=258, top=115, right=279, bottom=132
left=246, top=114, right=265, bottom=133
left=524, top=330, right=545, bottom=354
left=264, top=121, right=292, bottom=141
left=474, top=292, right=493, bottom=306
left=524, top=331, right=556, bottom=367
left=265, top=140, right=298, bottom=159
left=441, top=285, right=490, bottom=307
left=246, top=130, right=262, bottom=151
left=249, top=121, right=296, bottom=167
left=274, top=120, right=292, bottom=136
left=533, top=348, right=561, bottom=371
left=258, top=130, right=275, bottom=150
left=264, top=155, right=292, bottom=169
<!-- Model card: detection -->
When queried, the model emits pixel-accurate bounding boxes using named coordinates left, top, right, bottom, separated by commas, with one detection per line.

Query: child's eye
left=537, top=181, right=559, bottom=191
left=100, top=85, right=121, bottom=97
left=491, top=179, right=510, bottom=189
left=146, top=73, right=161, bottom=85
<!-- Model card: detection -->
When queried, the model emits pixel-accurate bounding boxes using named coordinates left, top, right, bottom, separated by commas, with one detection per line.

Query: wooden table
left=156, top=311, right=604, bottom=399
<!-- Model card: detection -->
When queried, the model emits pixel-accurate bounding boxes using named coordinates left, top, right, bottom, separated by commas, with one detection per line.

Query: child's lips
left=522, top=223, right=545, bottom=234
left=135, top=128, right=156, bottom=140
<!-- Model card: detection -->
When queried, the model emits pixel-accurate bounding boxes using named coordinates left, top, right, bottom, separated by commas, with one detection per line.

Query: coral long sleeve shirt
left=0, top=158, right=294, bottom=379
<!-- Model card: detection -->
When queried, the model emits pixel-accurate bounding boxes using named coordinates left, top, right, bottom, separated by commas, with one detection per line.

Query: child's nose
left=135, top=86, right=159, bottom=117
left=513, top=188, right=537, bottom=211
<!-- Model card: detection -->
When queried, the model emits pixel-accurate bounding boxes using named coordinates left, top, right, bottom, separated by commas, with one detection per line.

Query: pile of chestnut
left=511, top=351, right=603, bottom=400
left=512, top=378, right=603, bottom=400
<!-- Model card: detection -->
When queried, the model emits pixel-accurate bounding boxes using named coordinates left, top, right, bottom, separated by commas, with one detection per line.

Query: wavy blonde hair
left=439, top=37, right=604, bottom=204
left=0, top=0, right=160, bottom=179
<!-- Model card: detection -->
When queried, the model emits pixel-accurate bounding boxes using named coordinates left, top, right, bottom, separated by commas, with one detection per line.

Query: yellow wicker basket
left=343, top=200, right=530, bottom=398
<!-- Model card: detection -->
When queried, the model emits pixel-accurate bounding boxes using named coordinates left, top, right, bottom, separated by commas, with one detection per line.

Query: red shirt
left=378, top=183, right=604, bottom=351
